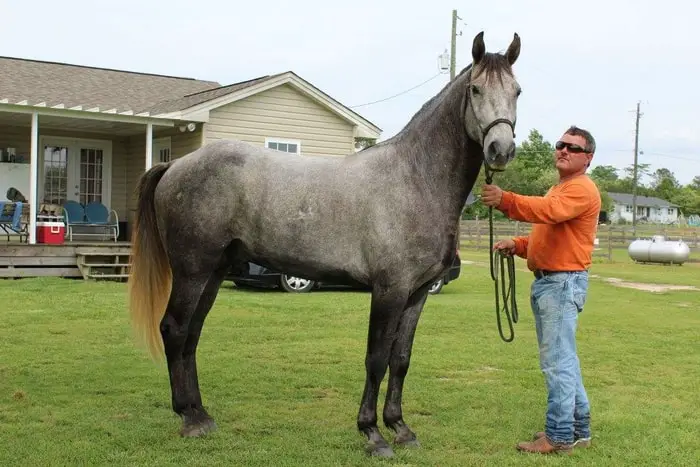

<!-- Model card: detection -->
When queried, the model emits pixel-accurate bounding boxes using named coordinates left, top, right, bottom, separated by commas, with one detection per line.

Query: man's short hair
left=565, top=125, right=596, bottom=154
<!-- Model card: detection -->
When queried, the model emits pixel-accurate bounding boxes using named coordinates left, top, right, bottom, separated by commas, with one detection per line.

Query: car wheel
left=280, top=274, right=315, bottom=293
left=428, top=278, right=444, bottom=295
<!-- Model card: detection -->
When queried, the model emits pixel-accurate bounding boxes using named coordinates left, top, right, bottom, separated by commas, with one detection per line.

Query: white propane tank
left=628, top=235, right=691, bottom=264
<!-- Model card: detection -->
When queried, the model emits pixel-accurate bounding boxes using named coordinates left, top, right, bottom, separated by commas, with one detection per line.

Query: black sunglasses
left=555, top=141, right=589, bottom=153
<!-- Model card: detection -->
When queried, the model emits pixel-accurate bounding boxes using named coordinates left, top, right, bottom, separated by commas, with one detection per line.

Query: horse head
left=463, top=31, right=521, bottom=172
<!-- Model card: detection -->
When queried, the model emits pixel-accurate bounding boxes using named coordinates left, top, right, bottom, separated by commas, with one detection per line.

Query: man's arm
left=512, top=235, right=529, bottom=258
left=497, top=181, right=593, bottom=224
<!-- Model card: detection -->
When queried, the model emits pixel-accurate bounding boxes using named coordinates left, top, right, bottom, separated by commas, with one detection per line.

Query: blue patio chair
left=62, top=200, right=87, bottom=241
left=84, top=201, right=119, bottom=241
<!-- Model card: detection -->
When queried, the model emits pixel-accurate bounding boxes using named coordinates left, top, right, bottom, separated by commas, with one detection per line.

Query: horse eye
left=471, top=85, right=480, bottom=95
left=516, top=88, right=522, bottom=96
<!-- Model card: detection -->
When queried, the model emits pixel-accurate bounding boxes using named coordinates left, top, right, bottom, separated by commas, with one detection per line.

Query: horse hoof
left=180, top=416, right=217, bottom=438
left=395, top=436, right=420, bottom=447
left=366, top=443, right=394, bottom=458
left=393, top=427, right=420, bottom=447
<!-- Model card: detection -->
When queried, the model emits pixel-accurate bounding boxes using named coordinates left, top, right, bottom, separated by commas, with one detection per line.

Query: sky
left=3, top=0, right=698, bottom=185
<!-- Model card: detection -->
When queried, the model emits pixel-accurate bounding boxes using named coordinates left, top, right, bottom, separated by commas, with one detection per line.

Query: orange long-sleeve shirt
left=497, top=174, right=602, bottom=272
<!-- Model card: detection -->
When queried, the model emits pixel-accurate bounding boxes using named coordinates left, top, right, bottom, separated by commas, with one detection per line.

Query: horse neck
left=393, top=74, right=482, bottom=222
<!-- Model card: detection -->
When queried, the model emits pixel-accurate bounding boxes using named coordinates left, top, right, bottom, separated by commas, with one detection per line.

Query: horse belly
left=239, top=171, right=367, bottom=283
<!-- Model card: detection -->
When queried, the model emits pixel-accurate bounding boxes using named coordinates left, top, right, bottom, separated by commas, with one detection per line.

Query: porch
left=0, top=241, right=132, bottom=280
left=0, top=107, right=203, bottom=245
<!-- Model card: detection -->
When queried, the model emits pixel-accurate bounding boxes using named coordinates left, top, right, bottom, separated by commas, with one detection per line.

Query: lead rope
left=484, top=168, right=519, bottom=342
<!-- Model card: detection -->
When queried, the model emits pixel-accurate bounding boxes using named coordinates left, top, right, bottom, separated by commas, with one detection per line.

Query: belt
left=533, top=269, right=580, bottom=279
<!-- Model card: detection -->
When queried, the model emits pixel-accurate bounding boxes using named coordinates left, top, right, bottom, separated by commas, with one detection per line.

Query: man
left=481, top=125, right=601, bottom=455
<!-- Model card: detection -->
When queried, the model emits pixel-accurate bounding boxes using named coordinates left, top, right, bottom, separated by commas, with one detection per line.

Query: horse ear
left=472, top=31, right=485, bottom=64
left=505, top=33, right=521, bottom=65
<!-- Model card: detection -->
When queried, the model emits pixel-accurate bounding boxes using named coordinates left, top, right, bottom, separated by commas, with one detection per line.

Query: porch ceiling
left=0, top=110, right=171, bottom=136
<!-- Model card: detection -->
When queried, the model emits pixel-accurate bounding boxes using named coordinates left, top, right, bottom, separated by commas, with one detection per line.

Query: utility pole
left=450, top=10, right=458, bottom=80
left=632, top=101, right=642, bottom=236
left=451, top=9, right=461, bottom=249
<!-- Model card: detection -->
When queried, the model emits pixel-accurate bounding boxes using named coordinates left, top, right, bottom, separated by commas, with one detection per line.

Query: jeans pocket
left=573, top=274, right=588, bottom=312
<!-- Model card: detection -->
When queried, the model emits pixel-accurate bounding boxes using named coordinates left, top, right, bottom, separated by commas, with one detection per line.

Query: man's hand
left=493, top=239, right=516, bottom=255
left=481, top=184, right=504, bottom=207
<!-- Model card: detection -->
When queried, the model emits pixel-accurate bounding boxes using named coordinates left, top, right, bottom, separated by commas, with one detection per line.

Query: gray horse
left=129, top=30, right=522, bottom=458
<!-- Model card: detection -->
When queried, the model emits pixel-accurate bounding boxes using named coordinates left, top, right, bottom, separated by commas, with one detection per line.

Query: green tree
left=353, top=137, right=376, bottom=151
left=668, top=186, right=700, bottom=217
left=462, top=128, right=557, bottom=219
left=590, top=165, right=619, bottom=188
left=650, top=168, right=681, bottom=201
left=495, top=128, right=557, bottom=196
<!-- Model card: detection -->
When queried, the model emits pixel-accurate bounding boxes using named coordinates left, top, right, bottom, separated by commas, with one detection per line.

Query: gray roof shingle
left=0, top=56, right=269, bottom=115
left=146, top=73, right=283, bottom=115
left=608, top=192, right=679, bottom=207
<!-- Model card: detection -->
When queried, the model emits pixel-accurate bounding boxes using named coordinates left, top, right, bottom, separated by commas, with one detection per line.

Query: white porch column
left=28, top=112, right=39, bottom=245
left=145, top=123, right=153, bottom=171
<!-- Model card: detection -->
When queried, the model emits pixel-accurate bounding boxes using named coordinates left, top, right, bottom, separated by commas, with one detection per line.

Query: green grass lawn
left=0, top=259, right=698, bottom=466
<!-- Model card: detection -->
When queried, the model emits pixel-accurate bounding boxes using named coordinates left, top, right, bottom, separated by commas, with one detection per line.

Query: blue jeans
left=530, top=270, right=590, bottom=445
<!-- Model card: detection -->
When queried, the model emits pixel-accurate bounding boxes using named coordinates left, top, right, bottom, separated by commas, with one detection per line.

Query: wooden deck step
left=76, top=247, right=132, bottom=281
left=87, top=273, right=130, bottom=281
left=75, top=247, right=131, bottom=256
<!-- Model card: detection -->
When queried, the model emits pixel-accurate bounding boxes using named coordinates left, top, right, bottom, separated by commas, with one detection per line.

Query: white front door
left=39, top=136, right=112, bottom=209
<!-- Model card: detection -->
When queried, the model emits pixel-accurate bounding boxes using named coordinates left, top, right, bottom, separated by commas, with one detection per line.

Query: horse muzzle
left=484, top=139, right=516, bottom=171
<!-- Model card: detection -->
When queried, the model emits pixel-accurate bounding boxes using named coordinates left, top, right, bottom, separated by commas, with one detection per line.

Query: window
left=79, top=147, right=104, bottom=204
left=265, top=137, right=300, bottom=155
left=43, top=146, right=68, bottom=205
left=668, top=208, right=675, bottom=215
left=159, top=147, right=171, bottom=163
left=152, top=137, right=172, bottom=165
left=625, top=205, right=633, bottom=213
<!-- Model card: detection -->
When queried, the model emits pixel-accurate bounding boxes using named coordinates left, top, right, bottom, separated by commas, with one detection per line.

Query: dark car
left=227, top=251, right=461, bottom=294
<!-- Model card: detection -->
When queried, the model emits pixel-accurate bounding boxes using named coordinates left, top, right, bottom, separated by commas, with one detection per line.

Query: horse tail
left=128, top=162, right=173, bottom=361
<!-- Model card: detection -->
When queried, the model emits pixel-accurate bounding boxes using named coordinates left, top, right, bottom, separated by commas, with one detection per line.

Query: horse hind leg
left=357, top=286, right=408, bottom=458
left=383, top=289, right=429, bottom=448
left=161, top=260, right=228, bottom=437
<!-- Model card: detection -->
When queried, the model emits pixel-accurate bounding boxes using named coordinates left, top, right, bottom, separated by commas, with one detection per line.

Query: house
left=606, top=192, right=680, bottom=224
left=0, top=56, right=382, bottom=244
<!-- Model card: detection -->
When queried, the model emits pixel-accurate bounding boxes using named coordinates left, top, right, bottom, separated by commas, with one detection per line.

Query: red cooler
left=37, top=220, right=66, bottom=244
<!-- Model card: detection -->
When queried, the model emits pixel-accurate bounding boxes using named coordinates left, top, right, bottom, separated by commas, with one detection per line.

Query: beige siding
left=205, top=84, right=355, bottom=157
left=124, top=133, right=146, bottom=216
left=153, top=126, right=202, bottom=159
left=110, top=138, right=128, bottom=221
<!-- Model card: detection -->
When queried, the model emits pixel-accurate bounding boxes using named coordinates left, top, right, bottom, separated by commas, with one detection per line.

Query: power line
left=514, top=149, right=699, bottom=162
left=639, top=152, right=699, bottom=162
left=349, top=73, right=443, bottom=108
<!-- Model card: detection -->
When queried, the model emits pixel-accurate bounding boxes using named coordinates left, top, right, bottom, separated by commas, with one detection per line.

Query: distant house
left=606, top=192, right=680, bottom=224
left=0, top=56, right=381, bottom=243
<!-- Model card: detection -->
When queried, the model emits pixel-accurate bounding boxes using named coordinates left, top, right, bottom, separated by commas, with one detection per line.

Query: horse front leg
left=383, top=288, right=429, bottom=447
left=357, top=286, right=408, bottom=458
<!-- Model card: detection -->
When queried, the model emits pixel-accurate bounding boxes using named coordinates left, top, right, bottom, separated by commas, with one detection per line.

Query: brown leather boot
left=517, top=435, right=573, bottom=455
left=533, top=431, right=592, bottom=448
